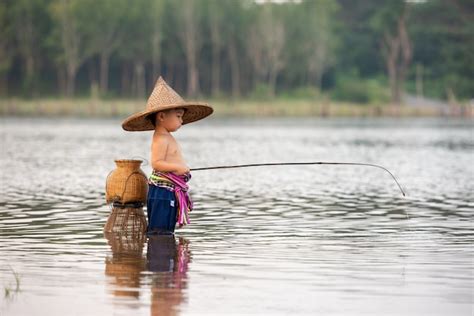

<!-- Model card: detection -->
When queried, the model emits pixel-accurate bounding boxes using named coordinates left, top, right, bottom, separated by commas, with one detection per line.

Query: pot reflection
left=147, top=235, right=192, bottom=316
left=104, top=231, right=147, bottom=299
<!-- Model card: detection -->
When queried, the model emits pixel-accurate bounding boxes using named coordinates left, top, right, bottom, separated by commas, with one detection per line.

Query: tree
left=10, top=0, right=50, bottom=97
left=371, top=1, right=412, bottom=104
left=221, top=0, right=250, bottom=98
left=301, top=0, right=339, bottom=92
left=335, top=0, right=382, bottom=78
left=0, top=1, right=14, bottom=96
left=246, top=2, right=286, bottom=97
left=49, top=0, right=91, bottom=96
left=116, top=0, right=154, bottom=98
left=174, top=0, right=204, bottom=97
left=151, top=0, right=166, bottom=83
left=0, top=0, right=470, bottom=102
left=207, top=0, right=225, bottom=96
left=409, top=0, right=474, bottom=100
left=78, top=0, right=128, bottom=96
left=246, top=7, right=265, bottom=90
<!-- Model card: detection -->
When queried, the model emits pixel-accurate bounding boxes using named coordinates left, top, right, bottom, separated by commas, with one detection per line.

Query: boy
left=122, top=76, right=213, bottom=235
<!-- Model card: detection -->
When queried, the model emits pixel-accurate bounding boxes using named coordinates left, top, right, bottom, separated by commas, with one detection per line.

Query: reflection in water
left=1, top=118, right=472, bottom=315
left=148, top=235, right=191, bottom=316
left=104, top=232, right=191, bottom=315
left=104, top=232, right=147, bottom=299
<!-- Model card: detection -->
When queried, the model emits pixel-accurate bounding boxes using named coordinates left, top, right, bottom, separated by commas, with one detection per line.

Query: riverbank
left=0, top=98, right=471, bottom=118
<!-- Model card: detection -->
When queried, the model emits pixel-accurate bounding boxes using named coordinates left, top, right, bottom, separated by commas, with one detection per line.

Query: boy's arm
left=151, top=136, right=182, bottom=173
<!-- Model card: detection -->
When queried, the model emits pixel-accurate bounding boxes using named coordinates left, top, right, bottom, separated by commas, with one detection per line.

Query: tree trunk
left=178, top=61, right=189, bottom=94
left=66, top=64, right=76, bottom=97
left=268, top=69, right=277, bottom=97
left=381, top=10, right=411, bottom=105
left=121, top=62, right=131, bottom=97
left=16, top=3, right=37, bottom=97
left=416, top=64, right=423, bottom=98
left=99, top=52, right=110, bottom=96
left=0, top=75, right=8, bottom=96
left=386, top=51, right=398, bottom=104
left=184, top=33, right=199, bottom=97
left=210, top=10, right=221, bottom=97
left=383, top=32, right=400, bottom=104
left=88, top=58, right=99, bottom=98
left=315, top=71, right=323, bottom=94
left=396, top=13, right=412, bottom=104
left=24, top=55, right=35, bottom=97
left=152, top=31, right=161, bottom=79
left=57, top=66, right=66, bottom=96
left=211, top=43, right=221, bottom=97
left=56, top=0, right=83, bottom=98
left=187, top=57, right=199, bottom=98
left=228, top=40, right=240, bottom=98
left=134, top=60, right=145, bottom=99
left=178, top=1, right=200, bottom=98
left=167, top=63, right=175, bottom=88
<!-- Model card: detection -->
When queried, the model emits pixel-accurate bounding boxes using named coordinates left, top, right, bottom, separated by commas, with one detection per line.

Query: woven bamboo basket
left=106, top=159, right=148, bottom=204
left=103, top=203, right=147, bottom=234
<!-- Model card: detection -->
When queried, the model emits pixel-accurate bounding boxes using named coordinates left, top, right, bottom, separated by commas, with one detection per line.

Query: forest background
left=0, top=0, right=472, bottom=117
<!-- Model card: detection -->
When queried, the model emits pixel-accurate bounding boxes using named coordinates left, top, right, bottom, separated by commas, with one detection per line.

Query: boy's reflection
left=147, top=235, right=191, bottom=316
left=104, top=231, right=192, bottom=315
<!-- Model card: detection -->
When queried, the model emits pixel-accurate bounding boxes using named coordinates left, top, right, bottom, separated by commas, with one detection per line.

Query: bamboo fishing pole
left=191, top=162, right=406, bottom=197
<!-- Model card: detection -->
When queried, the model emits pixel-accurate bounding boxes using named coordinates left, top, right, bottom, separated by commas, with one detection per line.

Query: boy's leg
left=146, top=185, right=177, bottom=235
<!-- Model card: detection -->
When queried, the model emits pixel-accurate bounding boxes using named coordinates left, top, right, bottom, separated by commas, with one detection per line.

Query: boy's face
left=157, top=108, right=185, bottom=132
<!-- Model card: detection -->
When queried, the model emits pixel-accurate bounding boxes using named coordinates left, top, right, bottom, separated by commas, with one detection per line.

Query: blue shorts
left=146, top=185, right=177, bottom=234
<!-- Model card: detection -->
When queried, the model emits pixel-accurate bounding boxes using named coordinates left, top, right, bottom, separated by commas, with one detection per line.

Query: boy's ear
left=157, top=111, right=165, bottom=121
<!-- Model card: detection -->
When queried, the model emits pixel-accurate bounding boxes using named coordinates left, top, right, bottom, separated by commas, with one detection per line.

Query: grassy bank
left=0, top=98, right=471, bottom=118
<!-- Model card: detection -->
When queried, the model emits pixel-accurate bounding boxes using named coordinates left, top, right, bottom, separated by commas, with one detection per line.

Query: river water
left=0, top=117, right=472, bottom=315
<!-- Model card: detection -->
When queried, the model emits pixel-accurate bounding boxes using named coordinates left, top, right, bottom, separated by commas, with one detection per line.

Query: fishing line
left=192, top=162, right=409, bottom=281
left=191, top=162, right=406, bottom=197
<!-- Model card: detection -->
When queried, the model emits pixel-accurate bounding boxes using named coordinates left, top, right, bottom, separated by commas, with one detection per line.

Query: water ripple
left=0, top=117, right=472, bottom=316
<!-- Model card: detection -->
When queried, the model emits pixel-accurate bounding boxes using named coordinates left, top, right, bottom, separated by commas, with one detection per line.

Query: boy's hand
left=175, top=165, right=190, bottom=175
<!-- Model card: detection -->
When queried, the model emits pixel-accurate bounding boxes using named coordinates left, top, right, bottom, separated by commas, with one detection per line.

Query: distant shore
left=0, top=98, right=472, bottom=118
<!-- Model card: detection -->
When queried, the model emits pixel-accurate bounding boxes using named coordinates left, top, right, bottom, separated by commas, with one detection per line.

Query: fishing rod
left=191, top=162, right=406, bottom=197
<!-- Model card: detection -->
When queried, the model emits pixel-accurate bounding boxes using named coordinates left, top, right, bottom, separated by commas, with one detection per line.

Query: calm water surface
left=0, top=117, right=472, bottom=315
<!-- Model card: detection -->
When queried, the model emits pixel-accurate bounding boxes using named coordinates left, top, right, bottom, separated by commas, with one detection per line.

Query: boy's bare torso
left=151, top=131, right=187, bottom=171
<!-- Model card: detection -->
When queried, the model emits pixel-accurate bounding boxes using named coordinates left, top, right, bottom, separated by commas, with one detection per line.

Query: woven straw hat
left=122, top=76, right=213, bottom=131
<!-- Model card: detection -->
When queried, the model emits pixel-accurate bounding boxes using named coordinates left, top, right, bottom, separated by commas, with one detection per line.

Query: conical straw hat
left=122, top=76, right=213, bottom=131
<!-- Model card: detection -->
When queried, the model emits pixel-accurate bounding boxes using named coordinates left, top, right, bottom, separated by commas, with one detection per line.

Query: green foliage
left=7, top=0, right=51, bottom=96
left=117, top=0, right=156, bottom=61
left=78, top=0, right=129, bottom=56
left=335, top=0, right=383, bottom=77
left=409, top=0, right=474, bottom=100
left=0, top=0, right=471, bottom=101
left=249, top=83, right=274, bottom=100
left=279, top=86, right=322, bottom=100
left=332, top=72, right=390, bottom=104
left=369, top=0, right=405, bottom=34
left=366, top=78, right=391, bottom=104
left=283, top=0, right=340, bottom=89
left=0, top=1, right=13, bottom=76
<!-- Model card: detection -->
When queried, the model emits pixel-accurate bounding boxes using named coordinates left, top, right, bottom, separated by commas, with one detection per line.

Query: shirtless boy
left=122, top=76, right=213, bottom=235
left=150, top=108, right=189, bottom=176
left=146, top=109, right=191, bottom=234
